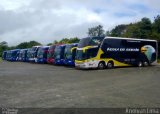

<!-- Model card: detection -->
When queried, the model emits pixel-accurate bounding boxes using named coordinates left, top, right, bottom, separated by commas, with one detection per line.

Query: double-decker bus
left=54, top=44, right=66, bottom=65
left=21, top=49, right=28, bottom=62
left=47, top=45, right=57, bottom=64
left=29, top=46, right=41, bottom=62
left=26, top=48, right=32, bottom=62
left=7, top=49, right=20, bottom=62
left=63, top=43, right=78, bottom=66
left=75, top=37, right=158, bottom=69
left=37, top=46, right=49, bottom=63
left=2, top=51, right=7, bottom=60
left=6, top=51, right=10, bottom=61
left=18, top=49, right=28, bottom=62
left=18, top=49, right=23, bottom=61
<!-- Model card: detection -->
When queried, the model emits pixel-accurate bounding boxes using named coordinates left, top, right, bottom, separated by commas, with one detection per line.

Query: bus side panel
left=100, top=38, right=157, bottom=66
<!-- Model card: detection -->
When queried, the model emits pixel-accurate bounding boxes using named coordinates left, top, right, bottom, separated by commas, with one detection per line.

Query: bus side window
left=72, top=48, right=77, bottom=59
left=100, top=53, right=108, bottom=59
left=87, top=48, right=98, bottom=58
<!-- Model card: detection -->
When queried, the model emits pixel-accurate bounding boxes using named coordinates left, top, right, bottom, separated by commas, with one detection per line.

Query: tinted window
left=122, top=40, right=141, bottom=47
left=87, top=48, right=98, bottom=58
left=78, top=37, right=90, bottom=48
left=78, top=37, right=104, bottom=48
left=104, top=39, right=122, bottom=48
left=89, top=37, right=104, bottom=46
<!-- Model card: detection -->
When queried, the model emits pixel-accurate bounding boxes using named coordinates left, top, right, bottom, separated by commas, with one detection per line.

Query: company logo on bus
left=107, top=48, right=139, bottom=52
left=141, top=45, right=156, bottom=61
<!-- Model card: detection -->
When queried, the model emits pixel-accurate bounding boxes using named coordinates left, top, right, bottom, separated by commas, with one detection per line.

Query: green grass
left=0, top=57, right=2, bottom=62
left=158, top=59, right=160, bottom=63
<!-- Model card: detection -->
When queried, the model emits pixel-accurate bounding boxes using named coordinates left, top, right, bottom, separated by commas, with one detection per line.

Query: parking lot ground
left=0, top=61, right=160, bottom=108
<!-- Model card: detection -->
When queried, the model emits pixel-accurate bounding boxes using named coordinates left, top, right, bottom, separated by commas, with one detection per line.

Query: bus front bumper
left=55, top=59, right=64, bottom=65
left=75, top=61, right=98, bottom=69
left=29, top=58, right=35, bottom=62
left=64, top=59, right=75, bottom=66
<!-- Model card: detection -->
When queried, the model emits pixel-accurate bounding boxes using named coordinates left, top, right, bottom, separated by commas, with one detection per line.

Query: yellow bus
left=75, top=37, right=158, bottom=69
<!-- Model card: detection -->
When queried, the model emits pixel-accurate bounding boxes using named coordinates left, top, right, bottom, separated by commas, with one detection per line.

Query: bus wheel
left=107, top=61, right=114, bottom=69
left=98, top=62, right=106, bottom=69
left=143, top=61, right=149, bottom=67
left=138, top=61, right=143, bottom=67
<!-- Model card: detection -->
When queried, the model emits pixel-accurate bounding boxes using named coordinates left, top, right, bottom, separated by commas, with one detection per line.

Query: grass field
left=0, top=57, right=2, bottom=62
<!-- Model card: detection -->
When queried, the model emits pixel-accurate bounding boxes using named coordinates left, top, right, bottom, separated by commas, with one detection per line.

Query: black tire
left=98, top=62, right=106, bottom=69
left=143, top=61, right=149, bottom=67
left=137, top=61, right=143, bottom=67
left=107, top=61, right=114, bottom=69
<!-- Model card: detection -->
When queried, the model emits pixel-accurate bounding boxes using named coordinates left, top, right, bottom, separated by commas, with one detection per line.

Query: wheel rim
left=138, top=62, right=143, bottom=67
left=144, top=62, right=148, bottom=67
left=99, top=63, right=105, bottom=69
left=107, top=62, right=113, bottom=68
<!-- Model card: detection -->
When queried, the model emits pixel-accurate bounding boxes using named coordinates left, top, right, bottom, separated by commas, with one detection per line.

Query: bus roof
left=32, top=46, right=41, bottom=48
left=66, top=43, right=78, bottom=46
left=11, top=49, right=20, bottom=52
left=105, top=37, right=157, bottom=42
left=40, top=46, right=50, bottom=49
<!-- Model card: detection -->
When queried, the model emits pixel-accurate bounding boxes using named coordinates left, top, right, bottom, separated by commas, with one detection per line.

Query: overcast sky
left=0, top=0, right=160, bottom=46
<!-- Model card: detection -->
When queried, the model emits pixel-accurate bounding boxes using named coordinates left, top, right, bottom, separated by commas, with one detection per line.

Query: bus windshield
left=89, top=37, right=104, bottom=46
left=54, top=47, right=61, bottom=59
left=78, top=37, right=104, bottom=48
left=47, top=51, right=53, bottom=58
left=19, top=51, right=23, bottom=58
left=12, top=51, right=18, bottom=58
left=47, top=46, right=55, bottom=58
left=22, top=50, right=26, bottom=58
left=76, top=47, right=99, bottom=60
left=37, top=48, right=44, bottom=58
left=78, top=37, right=90, bottom=48
left=76, top=50, right=86, bottom=60
left=27, top=49, right=31, bottom=58
left=64, top=45, right=72, bottom=59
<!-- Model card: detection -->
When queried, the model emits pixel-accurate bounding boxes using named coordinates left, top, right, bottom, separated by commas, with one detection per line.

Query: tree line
left=0, top=15, right=160, bottom=57
left=106, top=15, right=160, bottom=40
left=0, top=38, right=80, bottom=57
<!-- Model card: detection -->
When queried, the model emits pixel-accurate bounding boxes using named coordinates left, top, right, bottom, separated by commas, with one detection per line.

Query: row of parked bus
left=2, top=43, right=78, bottom=66
left=2, top=37, right=158, bottom=69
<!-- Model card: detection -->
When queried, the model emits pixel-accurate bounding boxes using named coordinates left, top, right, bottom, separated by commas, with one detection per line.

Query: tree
left=0, top=41, right=8, bottom=46
left=0, top=41, right=8, bottom=57
left=153, top=15, right=160, bottom=33
left=139, top=17, right=152, bottom=38
left=110, top=24, right=128, bottom=37
left=107, top=17, right=152, bottom=39
left=28, top=41, right=41, bottom=47
left=123, top=23, right=141, bottom=38
left=105, top=31, right=111, bottom=36
left=53, top=40, right=58, bottom=44
left=16, top=42, right=28, bottom=49
left=59, top=38, right=70, bottom=44
left=88, top=25, right=105, bottom=37
left=152, top=15, right=160, bottom=40
left=16, top=41, right=41, bottom=49
left=68, top=37, right=80, bottom=43
left=47, top=43, right=53, bottom=46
